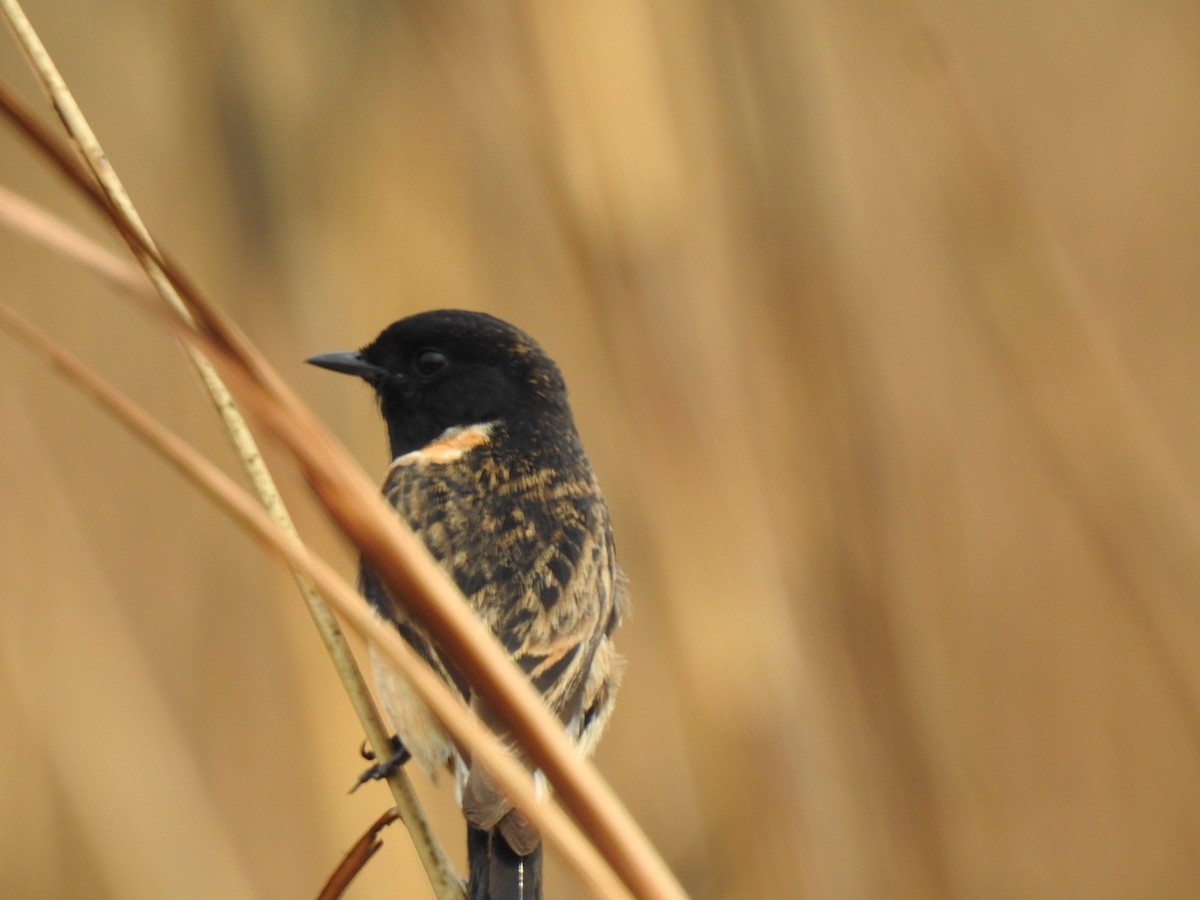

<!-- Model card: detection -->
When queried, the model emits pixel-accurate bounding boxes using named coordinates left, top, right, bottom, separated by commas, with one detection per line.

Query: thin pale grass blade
left=0, top=78, right=290, bottom=403
left=1, top=0, right=195, bottom=321
left=0, top=174, right=664, bottom=896
left=3, top=121, right=693, bottom=896
left=0, top=303, right=632, bottom=900
left=0, top=15, right=682, bottom=895
left=3, top=7, right=460, bottom=892
left=0, top=77, right=111, bottom=212
left=0, top=86, right=461, bottom=898
left=0, top=87, right=634, bottom=893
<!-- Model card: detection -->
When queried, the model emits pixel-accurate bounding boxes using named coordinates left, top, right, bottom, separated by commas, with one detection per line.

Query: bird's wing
left=375, top=453, right=624, bottom=845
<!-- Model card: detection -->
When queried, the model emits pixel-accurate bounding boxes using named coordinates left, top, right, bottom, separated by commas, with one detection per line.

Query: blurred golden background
left=4, top=2, right=1200, bottom=897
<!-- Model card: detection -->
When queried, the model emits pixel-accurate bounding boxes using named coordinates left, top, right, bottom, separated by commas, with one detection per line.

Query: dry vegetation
left=3, top=2, right=1200, bottom=898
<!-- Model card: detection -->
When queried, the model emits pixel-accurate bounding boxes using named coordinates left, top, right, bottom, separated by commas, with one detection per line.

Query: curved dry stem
left=0, top=7, right=686, bottom=896
left=0, top=6, right=460, bottom=895
left=318, top=809, right=401, bottom=900
left=0, top=129, right=687, bottom=900
left=0, top=302, right=632, bottom=900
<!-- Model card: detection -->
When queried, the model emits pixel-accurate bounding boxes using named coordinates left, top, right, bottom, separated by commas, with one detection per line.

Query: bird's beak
left=305, top=350, right=388, bottom=381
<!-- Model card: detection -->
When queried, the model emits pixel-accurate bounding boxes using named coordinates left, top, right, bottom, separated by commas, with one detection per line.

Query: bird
left=308, top=309, right=627, bottom=900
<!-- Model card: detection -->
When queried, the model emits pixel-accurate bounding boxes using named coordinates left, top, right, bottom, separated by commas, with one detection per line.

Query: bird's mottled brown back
left=364, top=418, right=626, bottom=850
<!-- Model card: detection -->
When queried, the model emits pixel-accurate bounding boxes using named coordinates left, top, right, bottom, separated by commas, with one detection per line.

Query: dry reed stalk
left=0, top=0, right=460, bottom=891
left=0, top=3, right=684, bottom=897
left=0, top=301, right=633, bottom=900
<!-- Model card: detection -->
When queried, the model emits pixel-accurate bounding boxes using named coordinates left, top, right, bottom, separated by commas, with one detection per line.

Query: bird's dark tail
left=468, top=825, right=542, bottom=900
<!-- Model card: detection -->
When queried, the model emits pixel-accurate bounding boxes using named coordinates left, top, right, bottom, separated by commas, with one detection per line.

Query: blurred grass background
left=3, top=1, right=1200, bottom=897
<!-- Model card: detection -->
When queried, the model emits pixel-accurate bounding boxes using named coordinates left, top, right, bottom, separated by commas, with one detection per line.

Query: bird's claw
left=350, top=735, right=410, bottom=792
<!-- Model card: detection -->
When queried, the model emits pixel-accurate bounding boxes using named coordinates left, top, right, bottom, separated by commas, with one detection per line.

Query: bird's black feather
left=310, top=310, right=627, bottom=899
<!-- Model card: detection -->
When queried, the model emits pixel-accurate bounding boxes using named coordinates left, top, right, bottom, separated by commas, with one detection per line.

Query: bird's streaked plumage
left=309, top=309, right=626, bottom=899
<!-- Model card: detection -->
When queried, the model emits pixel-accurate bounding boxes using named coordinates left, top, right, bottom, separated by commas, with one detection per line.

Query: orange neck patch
left=391, top=422, right=495, bottom=468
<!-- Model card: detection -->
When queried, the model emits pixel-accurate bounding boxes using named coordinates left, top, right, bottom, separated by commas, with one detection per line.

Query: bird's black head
left=308, top=309, right=574, bottom=459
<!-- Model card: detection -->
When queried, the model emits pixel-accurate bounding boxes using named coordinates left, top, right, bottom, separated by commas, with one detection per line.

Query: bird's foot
left=350, top=735, right=410, bottom=792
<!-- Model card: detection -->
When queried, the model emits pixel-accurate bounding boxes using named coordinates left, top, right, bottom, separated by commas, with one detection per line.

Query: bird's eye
left=414, top=348, right=448, bottom=377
